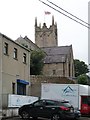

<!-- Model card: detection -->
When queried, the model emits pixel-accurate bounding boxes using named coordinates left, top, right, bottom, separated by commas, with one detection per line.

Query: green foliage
left=74, top=59, right=89, bottom=77
left=77, top=74, right=88, bottom=85
left=30, top=50, right=45, bottom=75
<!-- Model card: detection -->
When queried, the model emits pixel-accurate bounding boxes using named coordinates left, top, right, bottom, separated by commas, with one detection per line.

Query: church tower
left=35, top=16, right=58, bottom=48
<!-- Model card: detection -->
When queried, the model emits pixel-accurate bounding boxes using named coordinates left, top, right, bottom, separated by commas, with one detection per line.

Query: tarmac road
left=2, top=116, right=90, bottom=120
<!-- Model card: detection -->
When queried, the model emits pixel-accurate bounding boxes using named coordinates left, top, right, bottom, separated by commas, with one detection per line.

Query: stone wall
left=30, top=75, right=76, bottom=97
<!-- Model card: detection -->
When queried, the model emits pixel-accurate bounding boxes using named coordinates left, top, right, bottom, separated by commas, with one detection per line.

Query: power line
left=39, top=0, right=90, bottom=29
left=47, top=0, right=90, bottom=26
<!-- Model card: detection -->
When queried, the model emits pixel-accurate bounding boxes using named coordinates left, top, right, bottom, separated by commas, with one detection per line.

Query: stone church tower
left=34, top=16, right=75, bottom=77
left=35, top=16, right=58, bottom=48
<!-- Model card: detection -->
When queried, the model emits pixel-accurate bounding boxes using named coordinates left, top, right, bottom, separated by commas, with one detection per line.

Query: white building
left=0, top=33, right=31, bottom=118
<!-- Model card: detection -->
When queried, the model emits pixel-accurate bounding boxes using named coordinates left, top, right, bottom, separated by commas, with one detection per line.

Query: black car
left=18, top=99, right=79, bottom=120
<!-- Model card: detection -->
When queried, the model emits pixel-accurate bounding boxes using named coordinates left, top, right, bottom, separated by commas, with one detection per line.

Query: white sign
left=41, top=83, right=79, bottom=108
left=8, top=94, right=38, bottom=107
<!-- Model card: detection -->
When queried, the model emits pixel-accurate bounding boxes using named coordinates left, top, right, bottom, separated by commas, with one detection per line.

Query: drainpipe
left=0, top=35, right=3, bottom=118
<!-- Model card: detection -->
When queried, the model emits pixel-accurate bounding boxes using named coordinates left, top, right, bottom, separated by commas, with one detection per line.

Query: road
left=2, top=116, right=90, bottom=120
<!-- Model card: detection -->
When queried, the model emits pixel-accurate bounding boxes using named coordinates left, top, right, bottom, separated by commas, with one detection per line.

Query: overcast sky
left=0, top=0, right=89, bottom=64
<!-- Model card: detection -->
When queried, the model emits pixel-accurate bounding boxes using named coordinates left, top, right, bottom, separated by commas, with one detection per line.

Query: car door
left=41, top=100, right=58, bottom=118
left=31, top=100, right=45, bottom=118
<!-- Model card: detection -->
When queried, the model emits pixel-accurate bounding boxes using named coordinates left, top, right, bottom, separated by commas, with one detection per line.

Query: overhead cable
left=47, top=0, right=90, bottom=26
left=39, top=0, right=90, bottom=29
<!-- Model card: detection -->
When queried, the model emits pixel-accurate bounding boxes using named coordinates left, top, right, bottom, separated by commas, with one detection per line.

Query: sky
left=0, top=0, right=89, bottom=64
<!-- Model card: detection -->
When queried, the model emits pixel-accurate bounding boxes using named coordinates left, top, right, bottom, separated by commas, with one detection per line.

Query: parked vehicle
left=18, top=99, right=78, bottom=120
left=74, top=108, right=81, bottom=119
left=41, top=83, right=90, bottom=115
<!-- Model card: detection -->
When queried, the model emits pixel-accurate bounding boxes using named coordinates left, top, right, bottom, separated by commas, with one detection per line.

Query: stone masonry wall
left=30, top=75, right=76, bottom=97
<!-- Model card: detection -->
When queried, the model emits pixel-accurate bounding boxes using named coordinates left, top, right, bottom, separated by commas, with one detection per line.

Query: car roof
left=40, top=99, right=69, bottom=103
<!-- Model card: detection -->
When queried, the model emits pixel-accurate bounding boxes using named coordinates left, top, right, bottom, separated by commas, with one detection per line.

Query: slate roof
left=42, top=45, right=72, bottom=63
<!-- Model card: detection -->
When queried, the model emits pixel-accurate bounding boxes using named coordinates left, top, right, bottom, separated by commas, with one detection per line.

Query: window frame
left=12, top=82, right=15, bottom=94
left=53, top=70, right=56, bottom=75
left=4, top=42, right=8, bottom=55
left=23, top=53, right=27, bottom=64
left=17, top=82, right=26, bottom=95
left=13, top=48, right=18, bottom=59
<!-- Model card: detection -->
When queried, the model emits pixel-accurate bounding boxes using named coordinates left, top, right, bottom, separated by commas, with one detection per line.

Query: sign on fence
left=8, top=94, right=38, bottom=107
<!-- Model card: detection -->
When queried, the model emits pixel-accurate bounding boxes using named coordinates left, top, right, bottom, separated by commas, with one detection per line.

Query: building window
left=14, top=48, right=18, bottom=59
left=17, top=79, right=29, bottom=95
left=23, top=53, right=26, bottom=63
left=4, top=42, right=8, bottom=55
left=17, top=83, right=26, bottom=95
left=69, top=63, right=70, bottom=77
left=53, top=70, right=56, bottom=75
left=12, top=82, right=15, bottom=94
left=63, top=62, right=65, bottom=77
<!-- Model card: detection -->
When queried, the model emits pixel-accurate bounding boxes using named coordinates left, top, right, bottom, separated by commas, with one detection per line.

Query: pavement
left=1, top=116, right=90, bottom=120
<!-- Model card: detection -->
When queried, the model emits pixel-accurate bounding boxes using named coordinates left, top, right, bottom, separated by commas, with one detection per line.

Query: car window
left=45, top=100, right=56, bottom=106
left=82, top=97, right=88, bottom=104
left=33, top=100, right=44, bottom=106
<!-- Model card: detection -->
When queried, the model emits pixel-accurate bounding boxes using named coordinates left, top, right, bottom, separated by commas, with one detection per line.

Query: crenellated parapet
left=35, top=16, right=58, bottom=48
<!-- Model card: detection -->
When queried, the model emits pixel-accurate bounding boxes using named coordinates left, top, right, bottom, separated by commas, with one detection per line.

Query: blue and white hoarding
left=8, top=94, right=38, bottom=107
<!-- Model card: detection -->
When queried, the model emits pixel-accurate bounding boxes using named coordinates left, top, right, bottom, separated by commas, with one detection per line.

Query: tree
left=74, top=59, right=89, bottom=77
left=77, top=74, right=88, bottom=85
left=30, top=50, right=45, bottom=75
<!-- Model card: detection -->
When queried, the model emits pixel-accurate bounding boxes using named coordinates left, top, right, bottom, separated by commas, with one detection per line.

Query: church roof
left=42, top=45, right=72, bottom=63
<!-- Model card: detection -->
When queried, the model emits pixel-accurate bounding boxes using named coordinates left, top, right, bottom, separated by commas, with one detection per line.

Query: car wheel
left=21, top=111, right=30, bottom=119
left=51, top=114, right=60, bottom=120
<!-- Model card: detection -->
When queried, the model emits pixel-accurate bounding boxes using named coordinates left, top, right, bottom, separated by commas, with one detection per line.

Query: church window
left=53, top=70, right=56, bottom=75
left=69, top=63, right=70, bottom=77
